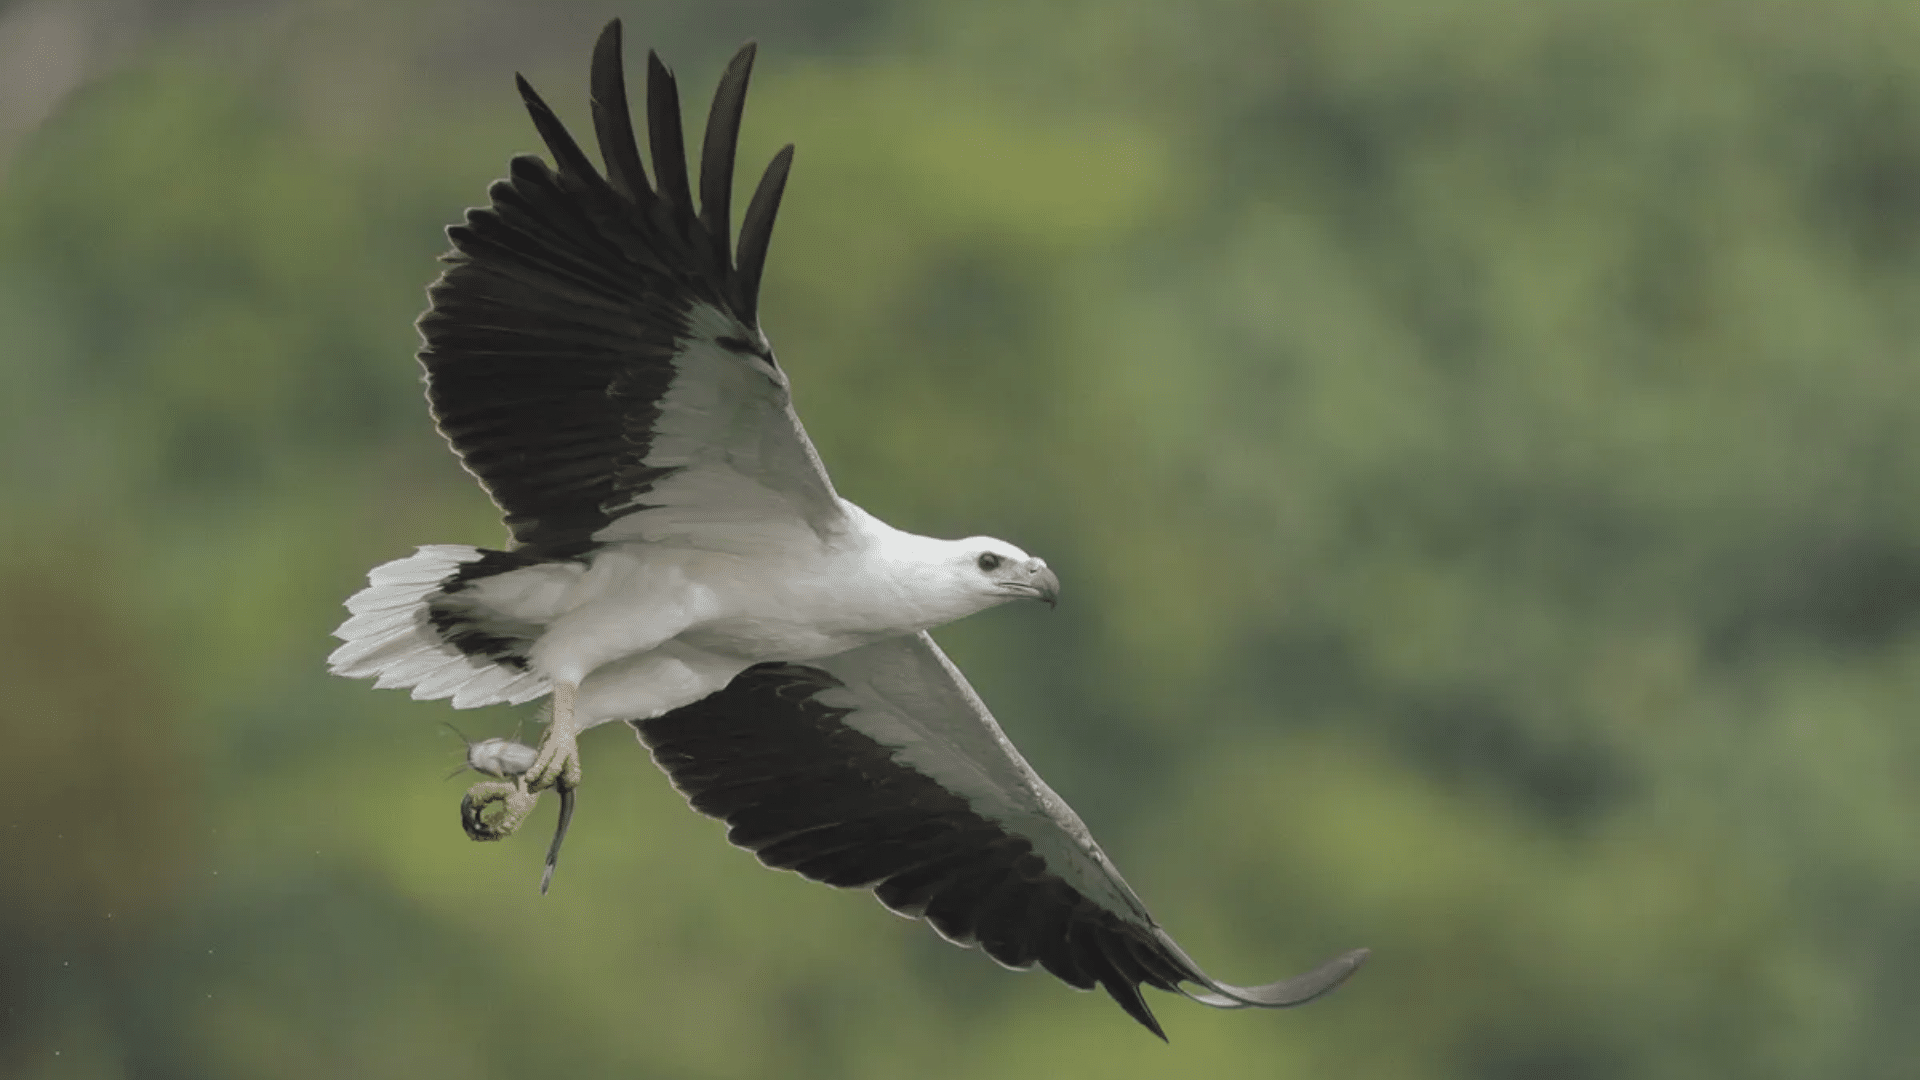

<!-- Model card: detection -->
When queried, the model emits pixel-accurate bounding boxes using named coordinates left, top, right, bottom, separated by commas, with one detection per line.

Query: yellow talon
left=460, top=779, right=538, bottom=840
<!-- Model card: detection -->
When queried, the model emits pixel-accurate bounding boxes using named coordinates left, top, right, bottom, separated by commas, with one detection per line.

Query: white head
left=960, top=536, right=1060, bottom=607
left=891, top=534, right=1060, bottom=628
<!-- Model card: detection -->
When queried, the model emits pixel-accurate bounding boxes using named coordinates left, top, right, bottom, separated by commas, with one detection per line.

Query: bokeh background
left=4, top=0, right=1920, bottom=1076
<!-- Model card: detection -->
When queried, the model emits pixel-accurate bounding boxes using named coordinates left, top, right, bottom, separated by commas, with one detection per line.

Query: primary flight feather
left=329, top=18, right=1365, bottom=1037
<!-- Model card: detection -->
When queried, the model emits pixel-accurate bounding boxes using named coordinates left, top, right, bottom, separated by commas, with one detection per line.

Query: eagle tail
left=328, top=545, right=550, bottom=709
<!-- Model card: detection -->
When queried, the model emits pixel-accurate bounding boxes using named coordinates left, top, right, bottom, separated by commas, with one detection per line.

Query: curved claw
left=461, top=779, right=538, bottom=841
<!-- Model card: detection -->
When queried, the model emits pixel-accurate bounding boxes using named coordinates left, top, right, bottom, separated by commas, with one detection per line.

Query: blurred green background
left=4, top=0, right=1920, bottom=1075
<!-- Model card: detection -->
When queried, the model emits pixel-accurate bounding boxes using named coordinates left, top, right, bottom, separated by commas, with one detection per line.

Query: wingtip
left=514, top=71, right=559, bottom=125
left=1143, top=1014, right=1170, bottom=1042
left=1098, top=964, right=1169, bottom=1039
left=1307, top=946, right=1370, bottom=998
left=1228, top=946, right=1370, bottom=1008
left=732, top=142, right=794, bottom=327
left=592, top=19, right=623, bottom=72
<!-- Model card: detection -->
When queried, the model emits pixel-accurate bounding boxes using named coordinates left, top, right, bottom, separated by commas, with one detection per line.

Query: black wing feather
left=644, top=50, right=697, bottom=218
left=588, top=21, right=654, bottom=207
left=418, top=18, right=806, bottom=557
left=633, top=662, right=1367, bottom=1039
left=515, top=75, right=613, bottom=206
left=734, top=144, right=792, bottom=328
left=700, top=45, right=755, bottom=284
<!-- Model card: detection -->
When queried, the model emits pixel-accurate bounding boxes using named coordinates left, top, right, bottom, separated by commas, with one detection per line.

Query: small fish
left=445, top=723, right=540, bottom=780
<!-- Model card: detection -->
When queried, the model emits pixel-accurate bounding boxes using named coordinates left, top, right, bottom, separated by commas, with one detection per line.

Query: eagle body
left=333, top=496, right=1051, bottom=726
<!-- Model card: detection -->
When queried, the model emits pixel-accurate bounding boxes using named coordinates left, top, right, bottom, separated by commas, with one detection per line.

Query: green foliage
left=4, top=1, right=1919, bottom=1076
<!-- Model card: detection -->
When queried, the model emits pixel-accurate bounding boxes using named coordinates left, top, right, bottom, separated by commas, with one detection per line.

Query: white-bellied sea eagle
left=328, top=18, right=1365, bottom=1038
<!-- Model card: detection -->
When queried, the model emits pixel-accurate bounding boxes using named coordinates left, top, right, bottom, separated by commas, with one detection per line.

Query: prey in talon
left=446, top=724, right=577, bottom=894
left=443, top=721, right=537, bottom=780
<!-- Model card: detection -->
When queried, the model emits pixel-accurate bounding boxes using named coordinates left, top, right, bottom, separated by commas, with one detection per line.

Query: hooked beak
left=1003, top=559, right=1060, bottom=608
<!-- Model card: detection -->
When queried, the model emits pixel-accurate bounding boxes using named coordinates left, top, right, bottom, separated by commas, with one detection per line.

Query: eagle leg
left=522, top=680, right=585, bottom=793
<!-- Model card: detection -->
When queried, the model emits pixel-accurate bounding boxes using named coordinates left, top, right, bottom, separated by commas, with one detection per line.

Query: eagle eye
left=976, top=552, right=1003, bottom=573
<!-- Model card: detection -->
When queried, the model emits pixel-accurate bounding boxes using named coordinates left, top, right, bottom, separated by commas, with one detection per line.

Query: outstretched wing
left=419, top=19, right=847, bottom=559
left=632, top=632, right=1367, bottom=1039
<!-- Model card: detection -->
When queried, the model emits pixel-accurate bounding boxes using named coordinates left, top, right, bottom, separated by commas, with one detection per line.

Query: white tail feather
left=452, top=669, right=543, bottom=709
left=328, top=545, right=550, bottom=709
